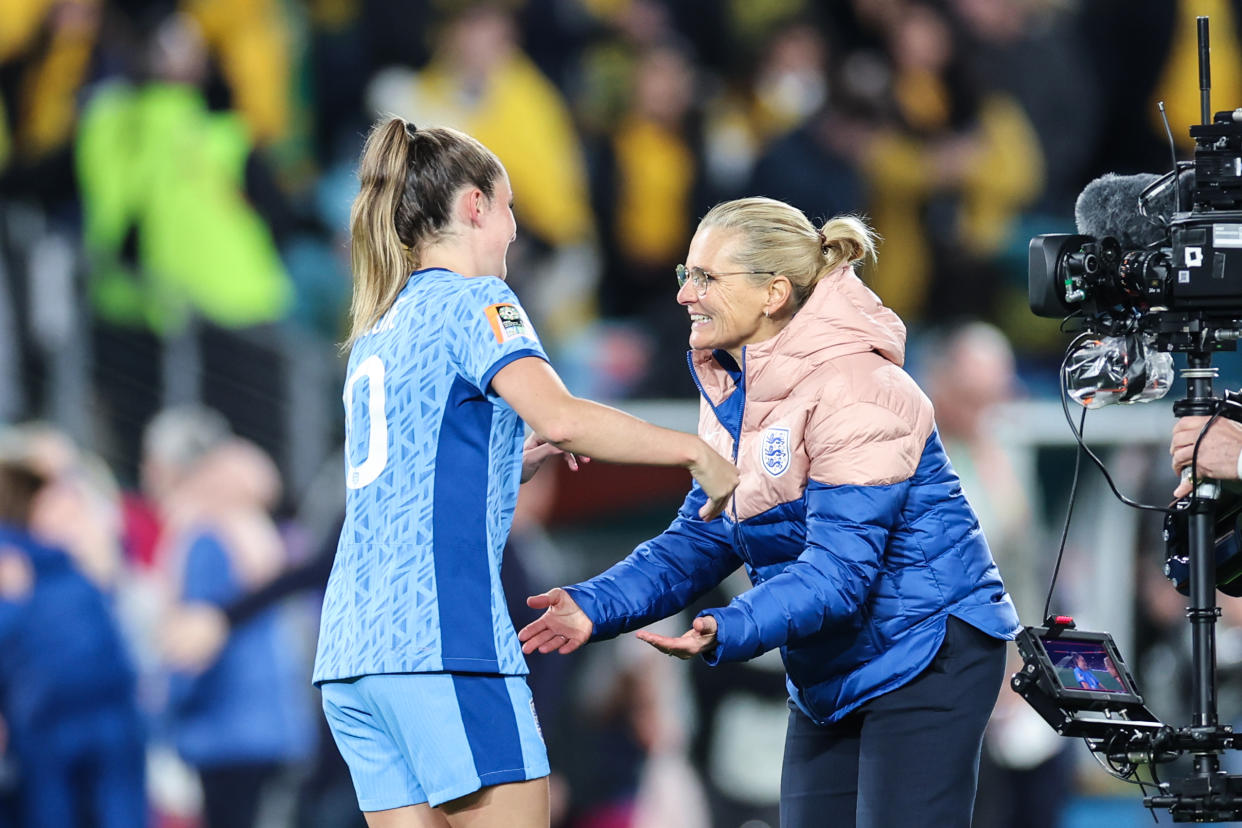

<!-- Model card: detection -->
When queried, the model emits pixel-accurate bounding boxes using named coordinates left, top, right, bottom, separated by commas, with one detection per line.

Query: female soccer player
left=312, top=118, right=738, bottom=828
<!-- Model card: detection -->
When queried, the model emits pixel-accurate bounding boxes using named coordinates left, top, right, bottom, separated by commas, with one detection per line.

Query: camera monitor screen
left=1014, top=626, right=1163, bottom=739
left=1018, top=626, right=1146, bottom=709
left=1042, top=638, right=1129, bottom=694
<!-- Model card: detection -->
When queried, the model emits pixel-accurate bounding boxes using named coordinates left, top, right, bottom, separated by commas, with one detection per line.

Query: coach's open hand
left=519, top=587, right=593, bottom=654
left=636, top=614, right=718, bottom=659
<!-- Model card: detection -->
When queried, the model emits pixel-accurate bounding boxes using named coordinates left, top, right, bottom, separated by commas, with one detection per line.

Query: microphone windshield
left=1074, top=173, right=1167, bottom=249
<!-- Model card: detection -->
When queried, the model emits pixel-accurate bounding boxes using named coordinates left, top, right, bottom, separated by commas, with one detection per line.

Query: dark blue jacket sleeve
left=565, top=485, right=743, bottom=641
left=700, top=478, right=907, bottom=663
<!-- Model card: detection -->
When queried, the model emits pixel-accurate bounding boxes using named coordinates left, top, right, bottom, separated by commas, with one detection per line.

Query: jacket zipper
left=687, top=349, right=752, bottom=567
left=732, top=347, right=750, bottom=563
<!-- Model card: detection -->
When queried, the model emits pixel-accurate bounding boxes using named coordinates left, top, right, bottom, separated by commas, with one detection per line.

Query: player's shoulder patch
left=483, top=302, right=536, bottom=343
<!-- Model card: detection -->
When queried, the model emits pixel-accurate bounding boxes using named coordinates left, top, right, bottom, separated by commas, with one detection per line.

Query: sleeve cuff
left=563, top=585, right=619, bottom=642
left=481, top=349, right=548, bottom=393
left=696, top=606, right=753, bottom=665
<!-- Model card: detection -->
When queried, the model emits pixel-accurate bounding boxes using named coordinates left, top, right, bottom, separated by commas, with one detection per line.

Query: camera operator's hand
left=1171, top=416, right=1242, bottom=496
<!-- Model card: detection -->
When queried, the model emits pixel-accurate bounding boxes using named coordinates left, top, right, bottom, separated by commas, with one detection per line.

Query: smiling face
left=678, top=226, right=778, bottom=360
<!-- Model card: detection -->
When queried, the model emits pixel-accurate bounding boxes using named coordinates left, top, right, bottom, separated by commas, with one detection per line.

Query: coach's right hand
left=519, top=588, right=593, bottom=655
left=689, top=440, right=739, bottom=521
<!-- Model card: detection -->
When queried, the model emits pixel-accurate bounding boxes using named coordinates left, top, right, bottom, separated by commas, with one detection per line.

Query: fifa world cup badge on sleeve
left=484, top=303, right=535, bottom=343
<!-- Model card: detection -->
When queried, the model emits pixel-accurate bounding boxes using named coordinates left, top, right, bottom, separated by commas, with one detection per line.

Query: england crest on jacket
left=760, top=426, right=791, bottom=477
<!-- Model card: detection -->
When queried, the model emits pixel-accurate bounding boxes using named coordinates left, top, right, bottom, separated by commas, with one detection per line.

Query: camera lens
left=1066, top=251, right=1098, bottom=276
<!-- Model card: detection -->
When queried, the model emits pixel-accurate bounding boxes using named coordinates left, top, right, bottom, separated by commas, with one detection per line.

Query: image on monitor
left=1042, top=638, right=1128, bottom=693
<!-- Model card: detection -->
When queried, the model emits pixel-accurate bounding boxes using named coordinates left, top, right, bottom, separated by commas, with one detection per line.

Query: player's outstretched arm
left=492, top=357, right=738, bottom=519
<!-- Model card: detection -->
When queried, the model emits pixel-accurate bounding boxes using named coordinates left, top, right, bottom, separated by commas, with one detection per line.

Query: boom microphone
left=1073, top=172, right=1168, bottom=249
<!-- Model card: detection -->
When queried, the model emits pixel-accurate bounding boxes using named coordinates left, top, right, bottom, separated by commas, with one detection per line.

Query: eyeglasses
left=675, top=264, right=777, bottom=297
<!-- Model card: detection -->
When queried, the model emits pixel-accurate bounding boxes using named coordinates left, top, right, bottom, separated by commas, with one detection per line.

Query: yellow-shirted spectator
left=366, top=5, right=598, bottom=342
left=851, top=3, right=1043, bottom=320
left=0, top=0, right=55, bottom=62
left=863, top=95, right=1043, bottom=318
left=612, top=117, right=696, bottom=266
left=377, top=9, right=593, bottom=248
left=0, top=0, right=100, bottom=169
left=181, top=0, right=294, bottom=146
left=1152, top=0, right=1242, bottom=152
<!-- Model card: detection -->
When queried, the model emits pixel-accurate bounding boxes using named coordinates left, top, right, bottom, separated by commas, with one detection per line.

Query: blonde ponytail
left=817, top=215, right=878, bottom=274
left=343, top=120, right=505, bottom=348
left=346, top=118, right=417, bottom=346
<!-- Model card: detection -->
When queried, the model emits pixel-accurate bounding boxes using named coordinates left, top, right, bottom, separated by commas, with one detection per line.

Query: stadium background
left=2, top=0, right=1239, bottom=826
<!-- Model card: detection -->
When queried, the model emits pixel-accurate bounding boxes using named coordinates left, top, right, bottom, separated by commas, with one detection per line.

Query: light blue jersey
left=313, top=268, right=548, bottom=684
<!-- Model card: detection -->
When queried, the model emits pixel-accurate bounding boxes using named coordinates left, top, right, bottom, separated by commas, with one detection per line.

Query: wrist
left=687, top=436, right=713, bottom=470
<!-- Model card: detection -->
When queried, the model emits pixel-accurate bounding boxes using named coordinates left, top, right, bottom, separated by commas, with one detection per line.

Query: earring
left=764, top=309, right=770, bottom=318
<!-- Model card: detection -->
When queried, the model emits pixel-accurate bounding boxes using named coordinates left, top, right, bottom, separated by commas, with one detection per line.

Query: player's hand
left=519, top=588, right=592, bottom=654
left=1171, top=416, right=1242, bottom=497
left=521, top=433, right=589, bottom=483
left=161, top=603, right=230, bottom=673
left=636, top=615, right=718, bottom=660
left=688, top=443, right=739, bottom=520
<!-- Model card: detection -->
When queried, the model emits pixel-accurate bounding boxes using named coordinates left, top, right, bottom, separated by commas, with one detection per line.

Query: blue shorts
left=320, top=673, right=549, bottom=811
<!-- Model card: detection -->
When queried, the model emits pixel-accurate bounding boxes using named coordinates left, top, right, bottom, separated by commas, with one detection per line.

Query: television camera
left=1022, top=16, right=1242, bottom=822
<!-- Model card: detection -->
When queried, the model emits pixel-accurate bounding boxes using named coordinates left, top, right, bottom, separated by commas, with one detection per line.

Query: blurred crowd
left=6, top=0, right=1232, bottom=450
left=3, top=0, right=1242, bottom=826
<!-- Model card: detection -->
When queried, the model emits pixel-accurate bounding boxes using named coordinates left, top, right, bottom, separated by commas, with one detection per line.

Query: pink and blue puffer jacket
left=564, top=265, right=1021, bottom=725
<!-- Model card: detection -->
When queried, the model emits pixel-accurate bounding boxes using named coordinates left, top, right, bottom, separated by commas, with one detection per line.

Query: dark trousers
left=199, top=763, right=281, bottom=828
left=780, top=616, right=1006, bottom=828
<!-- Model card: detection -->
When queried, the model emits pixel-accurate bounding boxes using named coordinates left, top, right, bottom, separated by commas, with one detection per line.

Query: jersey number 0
left=344, top=355, right=388, bottom=489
